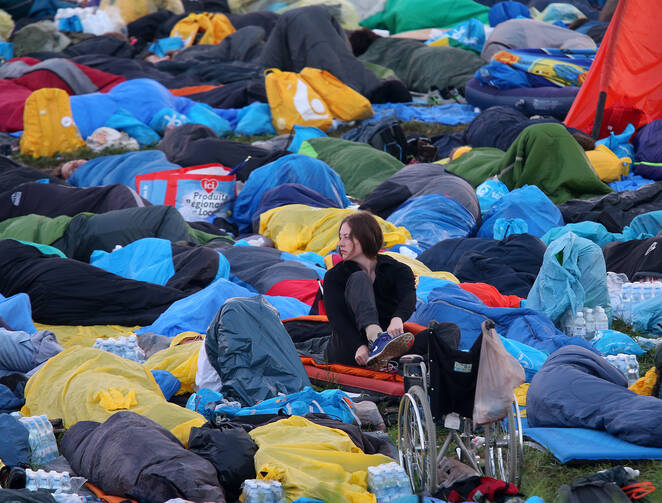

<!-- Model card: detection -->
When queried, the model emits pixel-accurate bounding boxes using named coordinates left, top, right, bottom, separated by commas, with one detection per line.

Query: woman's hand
left=355, top=344, right=370, bottom=366
left=387, top=317, right=404, bottom=337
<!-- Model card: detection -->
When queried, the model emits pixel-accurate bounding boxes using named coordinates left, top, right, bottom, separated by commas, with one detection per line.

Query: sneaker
left=366, top=332, right=414, bottom=371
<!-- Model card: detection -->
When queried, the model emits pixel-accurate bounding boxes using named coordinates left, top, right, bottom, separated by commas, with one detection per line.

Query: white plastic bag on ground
left=86, top=127, right=139, bottom=152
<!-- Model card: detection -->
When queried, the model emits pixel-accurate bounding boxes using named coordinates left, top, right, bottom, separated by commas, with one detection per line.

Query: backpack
left=20, top=88, right=85, bottom=158
left=341, top=116, right=408, bottom=162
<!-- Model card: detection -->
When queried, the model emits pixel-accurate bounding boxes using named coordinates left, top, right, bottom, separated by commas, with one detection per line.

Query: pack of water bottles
left=240, top=479, right=286, bottom=503
left=93, top=335, right=145, bottom=362
left=25, top=469, right=72, bottom=493
left=11, top=413, right=59, bottom=465
left=560, top=306, right=609, bottom=340
left=367, top=463, right=413, bottom=503
left=605, top=353, right=640, bottom=386
left=610, top=281, right=662, bottom=323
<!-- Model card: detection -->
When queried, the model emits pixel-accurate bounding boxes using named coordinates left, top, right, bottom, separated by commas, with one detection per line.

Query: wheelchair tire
left=397, top=385, right=437, bottom=495
left=483, top=399, right=523, bottom=486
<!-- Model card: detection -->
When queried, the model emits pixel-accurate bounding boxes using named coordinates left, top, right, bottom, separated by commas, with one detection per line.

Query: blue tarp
left=410, top=282, right=595, bottom=356
left=523, top=422, right=662, bottom=463
left=387, top=194, right=476, bottom=250
left=368, top=103, right=479, bottom=125
left=68, top=150, right=180, bottom=190
left=232, top=155, right=350, bottom=233
left=526, top=232, right=610, bottom=325
left=214, top=386, right=355, bottom=424
left=137, top=278, right=309, bottom=338
left=91, top=238, right=175, bottom=286
left=542, top=221, right=616, bottom=248
left=478, top=185, right=563, bottom=239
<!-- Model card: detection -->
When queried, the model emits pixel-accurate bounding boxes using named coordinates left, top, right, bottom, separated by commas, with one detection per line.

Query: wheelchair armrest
left=399, top=354, right=424, bottom=365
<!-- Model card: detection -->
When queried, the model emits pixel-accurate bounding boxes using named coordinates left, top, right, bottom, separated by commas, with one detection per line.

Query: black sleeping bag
left=558, top=181, right=662, bottom=233
left=258, top=6, right=380, bottom=97
left=0, top=182, right=150, bottom=222
left=360, top=163, right=480, bottom=222
left=205, top=296, right=310, bottom=406
left=188, top=425, right=257, bottom=503
left=602, top=237, right=662, bottom=281
left=158, top=124, right=283, bottom=181
left=418, top=234, right=546, bottom=297
left=61, top=411, right=225, bottom=503
left=528, top=345, right=662, bottom=447
left=53, top=205, right=192, bottom=262
left=0, top=240, right=185, bottom=326
left=0, top=156, right=65, bottom=193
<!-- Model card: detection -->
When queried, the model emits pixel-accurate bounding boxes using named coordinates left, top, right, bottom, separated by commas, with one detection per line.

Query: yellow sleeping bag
left=21, top=347, right=204, bottom=445
left=143, top=332, right=202, bottom=395
left=249, top=416, right=392, bottom=503
left=259, top=205, right=411, bottom=255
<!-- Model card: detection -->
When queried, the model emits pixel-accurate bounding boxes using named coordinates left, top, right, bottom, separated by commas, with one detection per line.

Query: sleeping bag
left=61, top=411, right=224, bottom=502
left=528, top=345, right=662, bottom=447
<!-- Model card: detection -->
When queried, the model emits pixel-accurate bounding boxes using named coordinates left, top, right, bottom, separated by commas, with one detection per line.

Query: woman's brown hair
left=339, top=211, right=383, bottom=258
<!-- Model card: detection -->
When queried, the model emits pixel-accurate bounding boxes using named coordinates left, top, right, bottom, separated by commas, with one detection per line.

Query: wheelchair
left=396, top=320, right=524, bottom=495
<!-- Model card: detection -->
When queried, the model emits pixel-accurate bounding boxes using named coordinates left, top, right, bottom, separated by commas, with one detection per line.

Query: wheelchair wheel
left=483, top=399, right=523, bottom=486
left=397, top=385, right=437, bottom=495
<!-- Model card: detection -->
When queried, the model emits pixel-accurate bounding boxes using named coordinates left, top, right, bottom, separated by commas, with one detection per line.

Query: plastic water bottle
left=26, top=470, right=72, bottom=493
left=583, top=308, right=595, bottom=340
left=18, top=415, right=59, bottom=465
left=642, top=282, right=653, bottom=301
left=241, top=479, right=285, bottom=503
left=595, top=306, right=609, bottom=332
left=621, top=283, right=632, bottom=322
left=626, top=354, right=640, bottom=386
left=573, top=312, right=586, bottom=339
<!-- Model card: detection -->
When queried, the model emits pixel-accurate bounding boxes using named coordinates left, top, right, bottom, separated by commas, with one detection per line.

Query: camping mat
left=522, top=417, right=662, bottom=463
left=34, top=323, right=140, bottom=348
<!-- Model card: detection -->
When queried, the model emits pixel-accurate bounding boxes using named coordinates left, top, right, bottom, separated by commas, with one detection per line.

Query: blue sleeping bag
left=528, top=345, right=662, bottom=447
left=410, top=282, right=594, bottom=356
left=68, top=150, right=180, bottom=190
left=232, top=155, right=350, bottom=233
left=387, top=194, right=477, bottom=250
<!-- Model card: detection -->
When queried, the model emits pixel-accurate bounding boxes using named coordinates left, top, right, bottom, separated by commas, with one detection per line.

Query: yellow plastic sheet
left=170, top=12, right=236, bottom=47
left=259, top=205, right=411, bottom=256
left=0, top=9, right=14, bottom=41
left=99, top=0, right=184, bottom=24
left=34, top=324, right=139, bottom=348
left=513, top=383, right=528, bottom=417
left=381, top=252, right=459, bottom=282
left=143, top=332, right=202, bottom=395
left=586, top=144, right=631, bottom=183
left=249, top=416, right=392, bottom=503
left=22, top=347, right=204, bottom=445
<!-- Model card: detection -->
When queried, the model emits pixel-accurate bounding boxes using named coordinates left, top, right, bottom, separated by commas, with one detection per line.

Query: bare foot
left=58, top=159, right=87, bottom=179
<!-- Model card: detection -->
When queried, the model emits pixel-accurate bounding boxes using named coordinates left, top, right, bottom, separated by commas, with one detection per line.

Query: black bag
left=341, top=117, right=408, bottom=162
left=557, top=479, right=631, bottom=503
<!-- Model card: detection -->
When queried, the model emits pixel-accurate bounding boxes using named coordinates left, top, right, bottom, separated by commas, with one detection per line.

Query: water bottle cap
left=576, top=312, right=584, bottom=317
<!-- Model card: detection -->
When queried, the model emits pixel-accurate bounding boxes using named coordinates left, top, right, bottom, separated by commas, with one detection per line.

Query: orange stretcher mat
left=287, top=316, right=427, bottom=397
left=170, top=85, right=221, bottom=96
